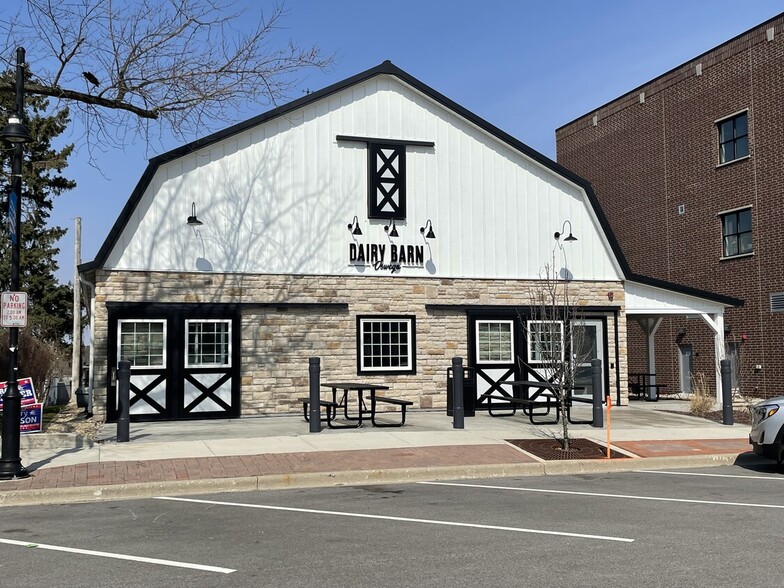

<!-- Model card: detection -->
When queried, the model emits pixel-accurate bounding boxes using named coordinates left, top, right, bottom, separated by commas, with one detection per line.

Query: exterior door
left=570, top=318, right=606, bottom=397
left=115, top=319, right=169, bottom=419
left=472, top=318, right=518, bottom=408
left=181, top=319, right=236, bottom=416
left=679, top=344, right=694, bottom=393
left=108, top=304, right=241, bottom=421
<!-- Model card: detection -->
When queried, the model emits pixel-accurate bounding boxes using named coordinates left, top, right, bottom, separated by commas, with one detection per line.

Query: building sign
left=349, top=242, right=425, bottom=274
left=0, top=377, right=37, bottom=409
left=1, top=291, right=27, bottom=328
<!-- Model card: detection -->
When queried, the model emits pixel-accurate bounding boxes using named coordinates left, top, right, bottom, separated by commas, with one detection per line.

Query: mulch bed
left=506, top=437, right=629, bottom=460
left=698, top=409, right=752, bottom=425
left=660, top=409, right=753, bottom=425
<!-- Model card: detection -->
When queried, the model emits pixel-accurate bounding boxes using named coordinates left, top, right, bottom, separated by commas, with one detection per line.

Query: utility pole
left=71, top=217, right=81, bottom=403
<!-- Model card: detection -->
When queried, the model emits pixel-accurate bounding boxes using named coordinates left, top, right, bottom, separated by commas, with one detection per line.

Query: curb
left=0, top=452, right=765, bottom=507
left=20, top=433, right=94, bottom=451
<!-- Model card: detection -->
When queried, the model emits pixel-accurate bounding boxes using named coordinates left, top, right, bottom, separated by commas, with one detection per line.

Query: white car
left=749, top=396, right=784, bottom=464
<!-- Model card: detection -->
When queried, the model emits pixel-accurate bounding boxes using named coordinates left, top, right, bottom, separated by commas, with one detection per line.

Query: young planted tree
left=1, top=0, right=333, bottom=156
left=524, top=245, right=590, bottom=452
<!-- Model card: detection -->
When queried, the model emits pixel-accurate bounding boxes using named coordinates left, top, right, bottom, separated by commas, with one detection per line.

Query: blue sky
left=44, top=1, right=783, bottom=282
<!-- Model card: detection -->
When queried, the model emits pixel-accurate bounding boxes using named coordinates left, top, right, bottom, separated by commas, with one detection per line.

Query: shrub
left=689, top=372, right=714, bottom=416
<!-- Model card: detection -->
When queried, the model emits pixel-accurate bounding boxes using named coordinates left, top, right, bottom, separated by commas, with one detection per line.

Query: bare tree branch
left=1, top=0, right=333, bottom=153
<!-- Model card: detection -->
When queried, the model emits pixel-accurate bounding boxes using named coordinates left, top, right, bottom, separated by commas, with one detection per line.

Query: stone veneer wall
left=89, top=270, right=628, bottom=420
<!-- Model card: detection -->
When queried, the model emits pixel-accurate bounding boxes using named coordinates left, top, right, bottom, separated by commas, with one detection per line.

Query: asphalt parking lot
left=0, top=463, right=782, bottom=587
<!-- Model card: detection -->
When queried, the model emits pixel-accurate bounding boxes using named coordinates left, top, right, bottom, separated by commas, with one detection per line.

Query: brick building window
left=718, top=111, right=748, bottom=164
left=357, top=316, right=416, bottom=374
left=721, top=208, right=752, bottom=258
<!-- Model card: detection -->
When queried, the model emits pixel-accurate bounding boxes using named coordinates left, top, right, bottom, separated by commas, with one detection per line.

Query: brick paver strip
left=614, top=438, right=750, bottom=458
left=0, top=444, right=533, bottom=492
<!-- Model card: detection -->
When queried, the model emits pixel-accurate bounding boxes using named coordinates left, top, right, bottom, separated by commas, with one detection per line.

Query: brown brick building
left=556, top=13, right=784, bottom=399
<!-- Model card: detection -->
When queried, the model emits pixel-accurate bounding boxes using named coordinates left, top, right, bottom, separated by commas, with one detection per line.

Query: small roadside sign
left=20, top=403, right=43, bottom=434
left=1, top=291, right=27, bottom=328
left=0, top=377, right=37, bottom=409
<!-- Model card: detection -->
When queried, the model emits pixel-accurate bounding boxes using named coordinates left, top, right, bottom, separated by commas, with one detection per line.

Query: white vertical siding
left=105, top=75, right=622, bottom=281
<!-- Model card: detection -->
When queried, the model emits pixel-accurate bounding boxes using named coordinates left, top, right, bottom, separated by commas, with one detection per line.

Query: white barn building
left=79, top=61, right=739, bottom=422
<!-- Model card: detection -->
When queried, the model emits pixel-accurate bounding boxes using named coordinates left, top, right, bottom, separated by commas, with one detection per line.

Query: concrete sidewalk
left=0, top=400, right=758, bottom=506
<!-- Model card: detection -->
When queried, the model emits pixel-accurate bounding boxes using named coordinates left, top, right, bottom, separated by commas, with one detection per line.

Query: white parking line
left=634, top=470, right=784, bottom=481
left=420, top=481, right=784, bottom=509
left=155, top=496, right=634, bottom=543
left=0, top=537, right=235, bottom=574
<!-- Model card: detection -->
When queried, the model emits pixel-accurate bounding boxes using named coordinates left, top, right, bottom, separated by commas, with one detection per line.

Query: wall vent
left=695, top=63, right=702, bottom=76
left=592, top=115, right=598, bottom=127
left=767, top=27, right=775, bottom=42
left=678, top=204, right=686, bottom=215
left=771, top=292, right=784, bottom=312
left=639, top=92, right=645, bottom=104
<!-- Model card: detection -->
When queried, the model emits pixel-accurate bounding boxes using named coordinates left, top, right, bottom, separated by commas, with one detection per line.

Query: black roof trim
left=557, top=11, right=784, bottom=131
left=81, top=60, right=739, bottom=308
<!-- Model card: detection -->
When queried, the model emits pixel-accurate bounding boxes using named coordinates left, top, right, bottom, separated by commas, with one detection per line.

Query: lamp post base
left=0, top=461, right=29, bottom=480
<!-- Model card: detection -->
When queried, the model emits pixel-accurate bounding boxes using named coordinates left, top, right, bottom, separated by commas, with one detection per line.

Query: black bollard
left=309, top=357, right=321, bottom=433
left=452, top=357, right=464, bottom=429
left=591, top=359, right=603, bottom=428
left=116, top=360, right=131, bottom=442
left=721, top=359, right=733, bottom=425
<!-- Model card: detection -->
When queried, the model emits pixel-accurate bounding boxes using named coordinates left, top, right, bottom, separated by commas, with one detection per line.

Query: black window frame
left=721, top=207, right=753, bottom=258
left=356, top=315, right=416, bottom=375
left=717, top=111, right=749, bottom=165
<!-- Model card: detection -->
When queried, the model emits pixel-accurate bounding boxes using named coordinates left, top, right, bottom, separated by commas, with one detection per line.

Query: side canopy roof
left=79, top=60, right=741, bottom=309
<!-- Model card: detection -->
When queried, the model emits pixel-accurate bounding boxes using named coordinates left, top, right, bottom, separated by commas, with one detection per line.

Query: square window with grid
left=718, top=112, right=749, bottom=164
left=186, top=320, right=231, bottom=367
left=527, top=320, right=564, bottom=364
left=119, top=320, right=166, bottom=368
left=476, top=321, right=514, bottom=363
left=357, top=316, right=415, bottom=374
left=721, top=208, right=752, bottom=257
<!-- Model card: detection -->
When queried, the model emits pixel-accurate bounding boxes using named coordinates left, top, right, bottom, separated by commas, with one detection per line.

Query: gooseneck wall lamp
left=384, top=219, right=399, bottom=237
left=554, top=220, right=577, bottom=242
left=186, top=202, right=203, bottom=226
left=347, top=215, right=362, bottom=236
left=0, top=47, right=32, bottom=480
left=420, top=219, right=436, bottom=240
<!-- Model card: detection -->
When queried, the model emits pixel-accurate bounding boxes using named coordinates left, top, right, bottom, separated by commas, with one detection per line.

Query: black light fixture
left=384, top=219, right=399, bottom=237
left=0, top=116, right=31, bottom=144
left=420, top=219, right=435, bottom=239
left=347, top=215, right=362, bottom=236
left=187, top=202, right=203, bottom=226
left=554, top=219, right=577, bottom=242
left=0, top=47, right=31, bottom=480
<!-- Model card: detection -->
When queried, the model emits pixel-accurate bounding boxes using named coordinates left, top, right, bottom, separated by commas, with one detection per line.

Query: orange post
left=606, top=395, right=612, bottom=459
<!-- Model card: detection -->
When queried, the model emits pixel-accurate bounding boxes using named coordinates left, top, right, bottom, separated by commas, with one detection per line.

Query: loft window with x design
left=368, top=142, right=406, bottom=219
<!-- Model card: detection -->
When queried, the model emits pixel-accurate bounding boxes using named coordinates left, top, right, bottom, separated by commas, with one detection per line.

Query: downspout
left=613, top=309, right=621, bottom=405
left=78, top=274, right=95, bottom=418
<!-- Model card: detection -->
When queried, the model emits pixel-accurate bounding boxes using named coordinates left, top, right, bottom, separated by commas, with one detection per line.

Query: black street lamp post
left=0, top=47, right=32, bottom=480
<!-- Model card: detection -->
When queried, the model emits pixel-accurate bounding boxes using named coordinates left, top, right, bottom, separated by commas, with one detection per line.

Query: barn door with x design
left=181, top=319, right=239, bottom=418
left=114, top=319, right=170, bottom=419
left=472, top=318, right=519, bottom=409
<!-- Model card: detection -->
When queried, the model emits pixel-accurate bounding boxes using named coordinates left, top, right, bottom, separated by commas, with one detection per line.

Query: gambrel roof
left=80, top=60, right=741, bottom=308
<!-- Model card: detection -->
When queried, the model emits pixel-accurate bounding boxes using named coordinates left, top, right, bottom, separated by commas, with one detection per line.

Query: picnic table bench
left=482, top=380, right=594, bottom=425
left=301, top=383, right=412, bottom=429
